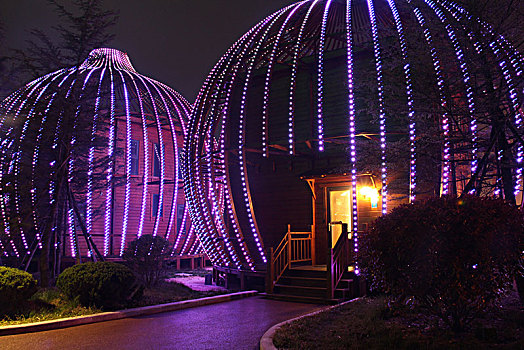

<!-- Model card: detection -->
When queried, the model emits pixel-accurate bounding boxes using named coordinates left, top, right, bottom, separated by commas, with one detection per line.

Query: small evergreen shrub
left=0, top=266, right=37, bottom=316
left=123, top=234, right=168, bottom=287
left=56, top=261, right=136, bottom=310
left=360, top=195, right=523, bottom=332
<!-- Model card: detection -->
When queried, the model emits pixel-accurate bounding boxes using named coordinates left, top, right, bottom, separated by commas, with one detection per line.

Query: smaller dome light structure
left=0, top=48, right=198, bottom=264
left=185, top=0, right=523, bottom=273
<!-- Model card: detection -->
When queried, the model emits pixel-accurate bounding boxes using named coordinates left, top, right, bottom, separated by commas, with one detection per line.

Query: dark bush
left=56, top=261, right=136, bottom=310
left=123, top=234, right=168, bottom=287
left=360, top=195, right=523, bottom=332
left=0, top=266, right=38, bottom=316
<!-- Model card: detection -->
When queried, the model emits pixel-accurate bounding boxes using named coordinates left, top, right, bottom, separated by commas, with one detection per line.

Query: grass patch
left=0, top=288, right=101, bottom=326
left=133, top=280, right=227, bottom=307
left=273, top=293, right=523, bottom=350
left=0, top=274, right=228, bottom=326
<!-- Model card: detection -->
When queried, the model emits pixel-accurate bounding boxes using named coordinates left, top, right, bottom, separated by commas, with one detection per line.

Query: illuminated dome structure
left=185, top=0, right=523, bottom=277
left=0, top=48, right=200, bottom=264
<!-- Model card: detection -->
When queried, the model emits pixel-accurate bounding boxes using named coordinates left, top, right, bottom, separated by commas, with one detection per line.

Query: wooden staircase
left=265, top=224, right=365, bottom=304
left=268, top=266, right=362, bottom=304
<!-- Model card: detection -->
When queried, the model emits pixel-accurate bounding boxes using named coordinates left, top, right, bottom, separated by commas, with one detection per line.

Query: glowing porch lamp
left=359, top=186, right=380, bottom=209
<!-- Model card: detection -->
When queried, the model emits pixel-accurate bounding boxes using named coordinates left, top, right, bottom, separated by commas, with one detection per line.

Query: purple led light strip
left=316, top=0, right=334, bottom=152
left=367, top=0, right=388, bottom=214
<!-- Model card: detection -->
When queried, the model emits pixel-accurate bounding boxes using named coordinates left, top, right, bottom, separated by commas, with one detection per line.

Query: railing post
left=328, top=248, right=334, bottom=300
left=311, top=224, right=316, bottom=265
left=287, top=224, right=292, bottom=263
left=266, top=247, right=274, bottom=294
left=342, top=223, right=349, bottom=267
left=327, top=223, right=333, bottom=299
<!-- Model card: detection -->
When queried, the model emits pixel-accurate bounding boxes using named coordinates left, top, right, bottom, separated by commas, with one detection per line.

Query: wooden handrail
left=328, top=223, right=350, bottom=299
left=266, top=224, right=313, bottom=293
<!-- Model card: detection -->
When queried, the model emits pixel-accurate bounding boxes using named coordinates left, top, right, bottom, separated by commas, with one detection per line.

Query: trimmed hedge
left=0, top=266, right=37, bottom=316
left=360, top=195, right=523, bottom=332
left=57, top=261, right=136, bottom=310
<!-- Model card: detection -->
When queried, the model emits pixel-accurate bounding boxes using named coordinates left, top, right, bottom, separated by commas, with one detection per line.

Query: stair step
left=274, top=284, right=327, bottom=298
left=278, top=276, right=326, bottom=288
left=261, top=293, right=339, bottom=305
left=284, top=269, right=326, bottom=279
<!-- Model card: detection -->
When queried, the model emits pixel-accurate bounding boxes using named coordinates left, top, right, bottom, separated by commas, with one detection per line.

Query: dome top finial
left=80, top=48, right=136, bottom=72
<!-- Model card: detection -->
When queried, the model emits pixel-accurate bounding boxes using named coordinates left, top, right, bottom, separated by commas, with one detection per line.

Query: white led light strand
left=236, top=7, right=295, bottom=265
left=367, top=0, right=388, bottom=214
left=316, top=0, right=334, bottom=152
left=286, top=0, right=322, bottom=157
left=118, top=71, right=132, bottom=256
left=437, top=0, right=524, bottom=200
left=260, top=1, right=307, bottom=156
left=410, top=5, right=451, bottom=196
left=386, top=0, right=417, bottom=201
left=345, top=0, right=359, bottom=274
left=103, top=67, right=116, bottom=256
left=424, top=0, right=477, bottom=192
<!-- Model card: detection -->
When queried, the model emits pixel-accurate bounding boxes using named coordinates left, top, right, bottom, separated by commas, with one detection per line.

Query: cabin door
left=327, top=187, right=351, bottom=248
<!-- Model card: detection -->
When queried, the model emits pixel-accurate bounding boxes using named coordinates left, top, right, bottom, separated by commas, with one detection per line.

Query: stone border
left=259, top=297, right=361, bottom=350
left=0, top=290, right=257, bottom=336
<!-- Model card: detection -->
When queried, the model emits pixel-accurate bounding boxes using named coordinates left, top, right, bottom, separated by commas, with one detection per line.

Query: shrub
left=123, top=234, right=169, bottom=287
left=0, top=267, right=38, bottom=316
left=56, top=261, right=136, bottom=310
left=360, top=195, right=523, bottom=332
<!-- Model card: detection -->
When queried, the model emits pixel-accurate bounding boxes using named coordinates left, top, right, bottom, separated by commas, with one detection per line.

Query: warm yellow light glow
left=359, top=186, right=379, bottom=208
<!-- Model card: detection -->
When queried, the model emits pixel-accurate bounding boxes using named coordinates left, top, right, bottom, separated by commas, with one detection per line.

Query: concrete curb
left=259, top=297, right=361, bottom=350
left=0, top=290, right=258, bottom=336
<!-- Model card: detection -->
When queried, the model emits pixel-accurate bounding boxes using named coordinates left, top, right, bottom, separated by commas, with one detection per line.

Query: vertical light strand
left=68, top=68, right=98, bottom=258
left=386, top=0, right=417, bottom=201
left=171, top=204, right=188, bottom=255
left=437, top=0, right=524, bottom=201
left=317, top=0, right=334, bottom=152
left=286, top=0, right=322, bottom=157
left=86, top=68, right=107, bottom=242
left=0, top=75, right=55, bottom=256
left=50, top=70, right=79, bottom=256
left=442, top=0, right=523, bottom=76
left=187, top=17, right=276, bottom=267
left=123, top=73, right=149, bottom=239
left=367, top=0, right=388, bottom=213
left=260, top=1, right=307, bottom=156
left=410, top=5, right=451, bottom=195
left=237, top=8, right=294, bottom=265
left=346, top=0, right=360, bottom=275
left=192, top=12, right=285, bottom=267
left=13, top=74, right=66, bottom=254
left=346, top=0, right=359, bottom=274
left=103, top=67, right=116, bottom=256
left=130, top=74, right=165, bottom=238
left=424, top=0, right=477, bottom=192
left=118, top=71, right=132, bottom=256
left=142, top=77, right=182, bottom=249
left=27, top=72, right=71, bottom=253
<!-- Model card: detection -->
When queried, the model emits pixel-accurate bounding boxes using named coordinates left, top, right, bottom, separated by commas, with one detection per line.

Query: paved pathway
left=0, top=296, right=323, bottom=350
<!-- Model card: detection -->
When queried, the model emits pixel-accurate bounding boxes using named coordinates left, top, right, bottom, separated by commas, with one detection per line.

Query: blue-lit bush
left=360, top=195, right=523, bottom=332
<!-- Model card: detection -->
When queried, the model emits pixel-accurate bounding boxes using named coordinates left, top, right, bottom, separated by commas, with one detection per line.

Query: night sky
left=1, top=0, right=297, bottom=101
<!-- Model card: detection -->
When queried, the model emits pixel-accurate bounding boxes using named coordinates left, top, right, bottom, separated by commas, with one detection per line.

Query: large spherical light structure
left=185, top=0, right=523, bottom=272
left=0, top=48, right=198, bottom=262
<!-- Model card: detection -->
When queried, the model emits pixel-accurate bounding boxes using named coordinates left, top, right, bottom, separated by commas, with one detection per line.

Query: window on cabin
left=130, top=139, right=139, bottom=175
left=178, top=149, right=184, bottom=180
left=152, top=193, right=163, bottom=218
left=153, top=143, right=161, bottom=177
left=177, top=204, right=185, bottom=235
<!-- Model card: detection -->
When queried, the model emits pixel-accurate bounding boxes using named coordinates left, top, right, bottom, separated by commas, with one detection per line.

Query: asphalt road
left=0, top=296, right=323, bottom=350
